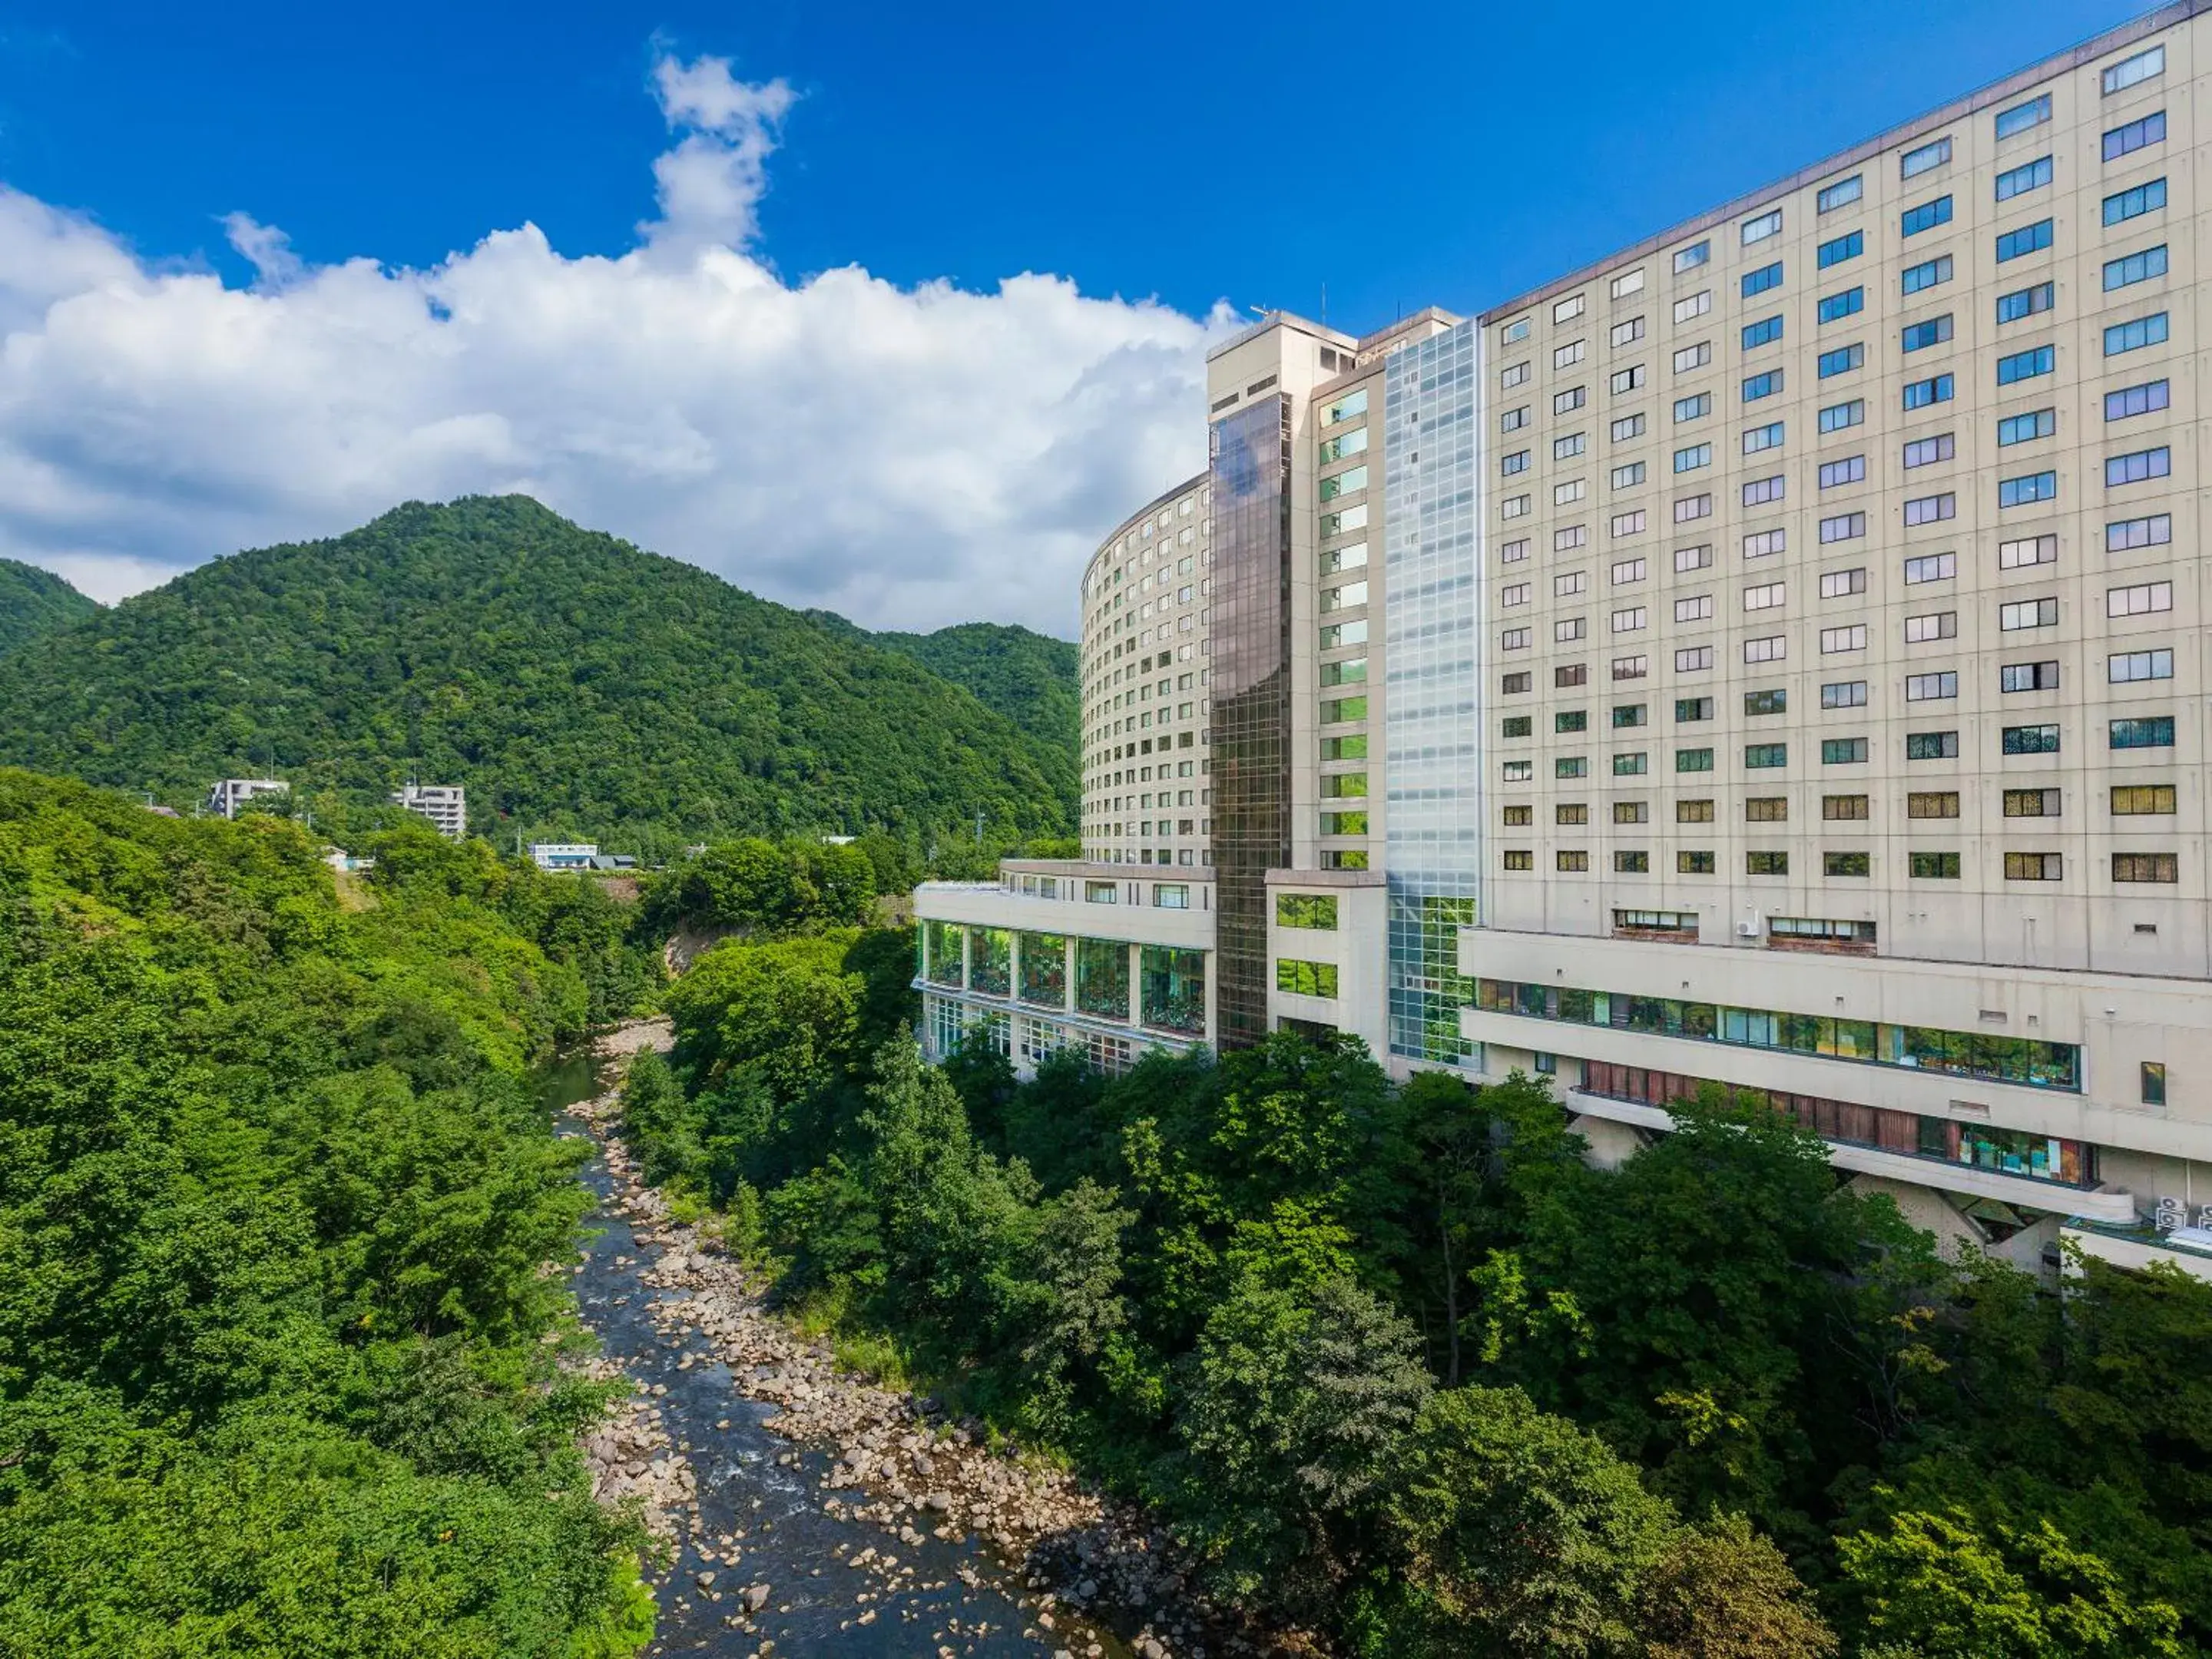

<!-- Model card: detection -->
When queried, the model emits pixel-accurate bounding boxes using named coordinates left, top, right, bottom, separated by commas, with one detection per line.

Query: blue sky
left=6, top=0, right=2138, bottom=329
left=0, top=0, right=2149, bottom=631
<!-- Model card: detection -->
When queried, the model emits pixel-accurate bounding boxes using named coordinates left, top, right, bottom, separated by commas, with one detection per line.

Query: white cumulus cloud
left=0, top=50, right=1220, bottom=632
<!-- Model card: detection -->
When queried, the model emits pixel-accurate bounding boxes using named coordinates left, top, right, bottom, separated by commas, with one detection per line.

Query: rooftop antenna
left=1320, top=282, right=1326, bottom=326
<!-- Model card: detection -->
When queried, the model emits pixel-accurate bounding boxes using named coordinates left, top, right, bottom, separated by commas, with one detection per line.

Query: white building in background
left=206, top=778, right=287, bottom=820
left=530, top=842, right=598, bottom=871
left=392, top=783, right=467, bottom=839
left=917, top=2, right=2212, bottom=1281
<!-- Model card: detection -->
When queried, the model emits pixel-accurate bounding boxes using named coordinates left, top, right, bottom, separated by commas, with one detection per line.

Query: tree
left=1356, top=1386, right=1677, bottom=1659
left=1635, top=1512, right=1837, bottom=1658
left=1838, top=1507, right=2187, bottom=1659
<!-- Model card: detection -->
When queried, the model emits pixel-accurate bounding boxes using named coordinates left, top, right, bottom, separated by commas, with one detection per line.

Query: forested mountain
left=0, top=558, right=96, bottom=656
left=810, top=614, right=1080, bottom=770
left=0, top=769, right=657, bottom=1652
left=0, top=498, right=1072, bottom=853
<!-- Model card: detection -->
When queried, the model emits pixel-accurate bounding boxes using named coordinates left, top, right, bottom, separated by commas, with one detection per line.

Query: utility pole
left=974, top=810, right=984, bottom=845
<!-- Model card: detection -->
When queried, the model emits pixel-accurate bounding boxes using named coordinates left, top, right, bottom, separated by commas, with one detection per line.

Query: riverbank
left=569, top=1018, right=1303, bottom=1659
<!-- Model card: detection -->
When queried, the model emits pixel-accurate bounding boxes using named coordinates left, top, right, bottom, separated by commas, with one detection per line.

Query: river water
left=543, top=1051, right=1128, bottom=1659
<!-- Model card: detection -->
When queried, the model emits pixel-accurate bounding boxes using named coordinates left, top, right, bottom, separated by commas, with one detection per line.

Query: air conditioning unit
left=1736, top=917, right=1763, bottom=939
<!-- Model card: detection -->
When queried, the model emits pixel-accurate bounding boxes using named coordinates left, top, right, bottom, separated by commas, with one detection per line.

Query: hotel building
left=918, top=2, right=2212, bottom=1279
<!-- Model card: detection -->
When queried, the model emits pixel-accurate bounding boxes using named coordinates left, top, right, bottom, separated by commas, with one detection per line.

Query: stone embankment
left=571, top=1018, right=1308, bottom=1659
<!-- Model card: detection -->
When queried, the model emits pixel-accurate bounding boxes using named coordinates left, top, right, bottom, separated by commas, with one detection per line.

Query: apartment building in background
left=392, top=783, right=468, bottom=840
left=917, top=2, right=2212, bottom=1280
left=206, top=777, right=288, bottom=819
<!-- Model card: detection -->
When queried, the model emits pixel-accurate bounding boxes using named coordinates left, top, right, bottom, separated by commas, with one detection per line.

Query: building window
left=1674, top=240, right=1710, bottom=273
left=1675, top=646, right=1714, bottom=672
left=1747, top=687, right=1788, bottom=718
left=1904, top=493, right=1956, bottom=527
left=1679, top=850, right=1717, bottom=874
left=1997, top=281, right=2056, bottom=322
left=1818, top=343, right=1864, bottom=379
left=1901, top=195, right=1952, bottom=237
left=1819, top=286, right=1864, bottom=324
left=2111, top=716, right=2175, bottom=750
left=1742, top=209, right=1782, bottom=245
left=1902, top=255, right=1953, bottom=296
left=2141, top=1061, right=2167, bottom=1107
left=1823, top=793, right=1870, bottom=820
left=2106, top=448, right=2171, bottom=488
left=1906, top=730, right=1959, bottom=760
left=1741, top=260, right=1784, bottom=298
left=1502, top=849, right=1534, bottom=871
left=1820, top=625, right=1869, bottom=654
left=2104, top=313, right=2169, bottom=356
left=2002, top=661, right=2061, bottom=693
left=1819, top=230, right=1863, bottom=267
left=2002, top=724, right=2061, bottom=756
left=1743, top=316, right=1784, bottom=350
left=1824, top=853, right=1871, bottom=878
left=1820, top=399, right=1865, bottom=433
left=1998, top=411, right=2055, bottom=446
left=2103, top=178, right=2167, bottom=226
left=1818, top=175, right=1863, bottom=214
left=2107, top=580, right=2173, bottom=618
left=1676, top=696, right=1714, bottom=722
left=1557, top=849, right=1590, bottom=873
left=1901, top=136, right=1952, bottom=177
left=1906, top=673, right=1958, bottom=702
left=1745, top=743, right=1787, bottom=770
left=1276, top=958, right=1339, bottom=998
left=2000, top=596, right=2058, bottom=631
left=1823, top=680, right=1869, bottom=709
left=1995, top=155, right=2051, bottom=200
left=2112, top=784, right=2176, bottom=816
left=2000, top=534, right=2059, bottom=569
left=2106, top=379, right=2171, bottom=421
left=1746, top=795, right=1788, bottom=822
left=1614, top=800, right=1649, bottom=823
left=1677, top=799, right=1715, bottom=823
left=2104, top=110, right=2167, bottom=160
left=1612, top=851, right=1649, bottom=874
left=1903, top=552, right=1955, bottom=584
left=2107, top=514, right=2172, bottom=552
left=1995, top=219, right=2054, bottom=262
left=1910, top=852, right=1962, bottom=879
left=2004, top=852, right=2063, bottom=882
left=1902, top=374, right=1955, bottom=409
left=1277, top=892, right=1338, bottom=929
left=2104, top=246, right=2168, bottom=291
left=1996, top=345, right=2053, bottom=386
left=1901, top=315, right=1953, bottom=353
left=1747, top=850, right=1790, bottom=876
left=1743, top=371, right=1783, bottom=402
left=2109, top=650, right=2174, bottom=684
left=1676, top=747, right=1714, bottom=773
left=1909, top=791, right=1961, bottom=819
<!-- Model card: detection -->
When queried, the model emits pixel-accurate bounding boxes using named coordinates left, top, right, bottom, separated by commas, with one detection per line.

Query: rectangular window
left=2003, top=788, right=2061, bottom=817
left=1823, top=737, right=1870, bottom=764
left=1611, top=557, right=1647, bottom=585
left=2112, top=784, right=2177, bottom=816
left=2001, top=661, right=2061, bottom=692
left=1819, top=286, right=1864, bottom=323
left=1908, top=791, right=1961, bottom=818
left=1276, top=892, right=1339, bottom=929
left=1901, top=136, right=1952, bottom=177
left=1501, top=714, right=1532, bottom=736
left=1502, top=672, right=1532, bottom=694
left=1995, top=219, right=2054, bottom=262
left=1902, top=314, right=1953, bottom=353
left=1613, top=654, right=1648, bottom=680
left=1611, top=269, right=1646, bottom=300
left=1997, top=281, right=2055, bottom=323
left=1502, top=849, right=1533, bottom=870
left=1674, top=442, right=1712, bottom=473
left=1903, top=552, right=1955, bottom=585
left=2104, top=245, right=2168, bottom=291
left=1609, top=365, right=1647, bottom=395
left=1614, top=850, right=1650, bottom=874
left=1825, top=852, right=1871, bottom=878
left=1556, top=803, right=1588, bottom=823
left=1676, top=747, right=1714, bottom=773
left=2005, top=852, right=2063, bottom=882
left=1822, top=680, right=1869, bottom=708
left=1554, top=295, right=1586, bottom=324
left=1901, top=195, right=1952, bottom=237
left=1612, top=751, right=1647, bottom=776
left=1674, top=594, right=1714, bottom=623
left=1995, top=155, right=2052, bottom=200
left=1903, top=374, right=1955, bottom=409
left=2107, top=579, right=2173, bottom=617
left=1902, top=255, right=1953, bottom=296
left=2106, top=379, right=2171, bottom=421
left=1818, top=176, right=1863, bottom=214
left=2104, top=313, right=2169, bottom=355
left=1911, top=852, right=1962, bottom=879
left=1820, top=456, right=1866, bottom=490
left=1742, top=315, right=1784, bottom=349
left=1747, top=850, right=1790, bottom=876
left=1818, top=343, right=1864, bottom=379
left=1741, top=209, right=1782, bottom=245
left=2002, top=724, right=2061, bottom=755
left=1675, top=494, right=1713, bottom=523
left=1741, top=260, right=1784, bottom=298
left=1998, top=410, right=2055, bottom=446
left=2114, top=853, right=2179, bottom=885
left=1904, top=493, right=1955, bottom=526
left=2111, top=716, right=2175, bottom=750
left=2104, top=110, right=2167, bottom=160
left=2109, top=649, right=2174, bottom=684
left=1675, top=646, right=1714, bottom=672
left=1555, top=387, right=1588, bottom=415
left=1674, top=392, right=1712, bottom=423
left=1996, top=94, right=2051, bottom=139
left=1672, top=342, right=1712, bottom=374
left=1820, top=624, right=1869, bottom=653
left=1743, top=371, right=1783, bottom=402
left=2103, top=178, right=2167, bottom=226
left=1906, top=672, right=1959, bottom=701
left=1674, top=545, right=1714, bottom=573
left=1674, top=289, right=1713, bottom=323
left=1745, top=743, right=1787, bottom=770
left=1906, top=730, right=1959, bottom=760
left=1906, top=611, right=1958, bottom=643
left=1675, top=696, right=1714, bottom=722
left=1820, top=399, right=1865, bottom=433
left=1611, top=703, right=1647, bottom=728
left=1997, top=345, right=2054, bottom=385
left=1555, top=618, right=1585, bottom=643
left=1743, top=529, right=1786, bottom=560
left=2000, top=471, right=2058, bottom=508
left=2106, top=447, right=2171, bottom=487
left=2000, top=533, right=2058, bottom=568
left=1611, top=606, right=1647, bottom=633
left=1500, top=406, right=1528, bottom=433
left=1610, top=462, right=1646, bottom=489
left=1904, top=434, right=1957, bottom=469
left=1678, top=850, right=1716, bottom=874
left=1819, top=230, right=1863, bottom=269
left=1820, top=512, right=1866, bottom=545
left=1743, top=475, right=1784, bottom=507
left=1820, top=568, right=1866, bottom=598
left=1677, top=799, right=1716, bottom=823
left=1276, top=958, right=1340, bottom=998
left=1610, top=316, right=1645, bottom=348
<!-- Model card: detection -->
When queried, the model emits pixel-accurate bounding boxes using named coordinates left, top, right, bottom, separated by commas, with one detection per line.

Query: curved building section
left=1079, top=474, right=1214, bottom=866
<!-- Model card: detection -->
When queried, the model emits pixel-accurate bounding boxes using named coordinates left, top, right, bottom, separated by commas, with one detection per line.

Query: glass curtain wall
left=1208, top=396, right=1293, bottom=1047
left=1384, top=320, right=1483, bottom=1065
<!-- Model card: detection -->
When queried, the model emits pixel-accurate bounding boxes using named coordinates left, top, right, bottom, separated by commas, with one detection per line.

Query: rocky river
left=548, top=1022, right=1290, bottom=1659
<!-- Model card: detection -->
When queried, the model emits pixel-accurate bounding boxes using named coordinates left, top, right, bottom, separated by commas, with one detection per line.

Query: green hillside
left=811, top=613, right=1080, bottom=770
left=0, top=497, right=1072, bottom=853
left=0, top=558, right=97, bottom=655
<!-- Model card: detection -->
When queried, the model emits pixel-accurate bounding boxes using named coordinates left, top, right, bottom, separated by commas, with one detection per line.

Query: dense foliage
left=0, top=496, right=1073, bottom=858
left=0, top=558, right=97, bottom=657
left=0, top=769, right=657, bottom=1656
left=807, top=613, right=1079, bottom=794
left=634, top=930, right=2212, bottom=1657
